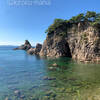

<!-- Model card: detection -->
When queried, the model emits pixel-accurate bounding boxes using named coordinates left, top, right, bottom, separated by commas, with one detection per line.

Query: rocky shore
left=14, top=10, right=100, bottom=63
left=14, top=21, right=100, bottom=62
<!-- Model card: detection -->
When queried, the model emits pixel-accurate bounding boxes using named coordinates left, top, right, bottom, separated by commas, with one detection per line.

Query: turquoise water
left=0, top=46, right=100, bottom=100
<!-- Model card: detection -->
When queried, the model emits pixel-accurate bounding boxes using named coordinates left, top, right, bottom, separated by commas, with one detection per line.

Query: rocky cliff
left=40, top=21, right=100, bottom=62
left=14, top=12, right=100, bottom=62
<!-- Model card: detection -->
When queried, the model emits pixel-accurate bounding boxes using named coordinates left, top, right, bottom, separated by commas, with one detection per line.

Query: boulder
left=34, top=43, right=42, bottom=55
left=43, top=76, right=56, bottom=80
left=48, top=67, right=57, bottom=71
left=52, top=63, right=58, bottom=67
left=27, top=43, right=42, bottom=55
left=14, top=90, right=21, bottom=96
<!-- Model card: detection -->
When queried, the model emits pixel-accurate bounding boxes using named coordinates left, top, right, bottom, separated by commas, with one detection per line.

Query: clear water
left=0, top=46, right=100, bottom=100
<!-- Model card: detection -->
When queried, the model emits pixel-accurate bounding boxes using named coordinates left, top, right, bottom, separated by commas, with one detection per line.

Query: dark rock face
left=27, top=43, right=42, bottom=55
left=35, top=43, right=42, bottom=54
left=40, top=22, right=100, bottom=62
left=40, top=36, right=71, bottom=58
left=14, top=40, right=31, bottom=51
left=27, top=48, right=35, bottom=55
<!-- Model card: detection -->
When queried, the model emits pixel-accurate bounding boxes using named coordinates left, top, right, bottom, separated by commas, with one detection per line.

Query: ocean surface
left=0, top=46, right=100, bottom=100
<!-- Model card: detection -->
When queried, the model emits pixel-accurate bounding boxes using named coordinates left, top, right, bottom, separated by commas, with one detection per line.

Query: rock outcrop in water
left=40, top=21, right=100, bottom=62
left=14, top=40, right=31, bottom=50
left=27, top=43, right=42, bottom=55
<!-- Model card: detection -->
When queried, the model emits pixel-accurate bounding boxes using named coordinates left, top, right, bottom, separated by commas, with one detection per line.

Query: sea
left=0, top=46, right=100, bottom=100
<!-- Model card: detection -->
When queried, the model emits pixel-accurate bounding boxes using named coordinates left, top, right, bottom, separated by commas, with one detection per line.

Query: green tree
left=85, top=11, right=96, bottom=21
left=45, top=19, right=65, bottom=34
left=70, top=13, right=84, bottom=23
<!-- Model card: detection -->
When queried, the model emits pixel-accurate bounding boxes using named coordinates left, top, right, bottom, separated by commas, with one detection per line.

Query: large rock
left=27, top=48, right=35, bottom=55
left=35, top=43, right=42, bottom=54
left=14, top=40, right=31, bottom=51
left=67, top=22, right=100, bottom=62
left=27, top=43, right=42, bottom=55
left=40, top=25, right=72, bottom=58
left=40, top=21, right=100, bottom=62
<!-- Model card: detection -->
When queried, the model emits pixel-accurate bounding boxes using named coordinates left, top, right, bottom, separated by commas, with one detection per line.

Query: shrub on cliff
left=69, top=13, right=85, bottom=23
left=45, top=19, right=67, bottom=34
left=46, top=11, right=100, bottom=35
left=85, top=11, right=96, bottom=22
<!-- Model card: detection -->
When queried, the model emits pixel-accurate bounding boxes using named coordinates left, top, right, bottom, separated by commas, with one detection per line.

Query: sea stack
left=14, top=40, right=31, bottom=51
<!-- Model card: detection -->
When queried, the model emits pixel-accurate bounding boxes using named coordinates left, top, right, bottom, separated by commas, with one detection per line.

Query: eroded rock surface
left=40, top=22, right=100, bottom=62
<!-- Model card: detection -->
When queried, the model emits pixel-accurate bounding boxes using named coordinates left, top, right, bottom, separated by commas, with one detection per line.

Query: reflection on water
left=0, top=47, right=100, bottom=100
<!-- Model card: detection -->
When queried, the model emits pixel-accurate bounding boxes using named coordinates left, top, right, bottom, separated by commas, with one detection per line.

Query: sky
left=0, top=0, right=100, bottom=46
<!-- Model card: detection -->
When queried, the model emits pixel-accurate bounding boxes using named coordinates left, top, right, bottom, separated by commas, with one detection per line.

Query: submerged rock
left=14, top=40, right=31, bottom=51
left=48, top=67, right=57, bottom=71
left=43, top=76, right=56, bottom=80
left=5, top=97, right=11, bottom=100
left=52, top=63, right=58, bottom=67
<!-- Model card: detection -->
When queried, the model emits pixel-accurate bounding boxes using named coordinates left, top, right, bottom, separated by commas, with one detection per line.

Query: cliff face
left=40, top=22, right=100, bottom=62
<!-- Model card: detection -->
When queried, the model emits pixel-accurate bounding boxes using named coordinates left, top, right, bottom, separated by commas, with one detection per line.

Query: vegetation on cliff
left=46, top=11, right=100, bottom=35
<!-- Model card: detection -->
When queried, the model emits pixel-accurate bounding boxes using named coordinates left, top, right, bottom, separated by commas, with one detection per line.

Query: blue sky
left=0, top=0, right=100, bottom=46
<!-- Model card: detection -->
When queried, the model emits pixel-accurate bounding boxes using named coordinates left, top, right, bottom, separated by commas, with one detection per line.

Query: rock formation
left=40, top=21, right=100, bottom=62
left=14, top=40, right=31, bottom=51
left=14, top=11, right=100, bottom=62
left=27, top=48, right=35, bottom=55
left=27, top=43, right=42, bottom=55
left=40, top=35, right=71, bottom=58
